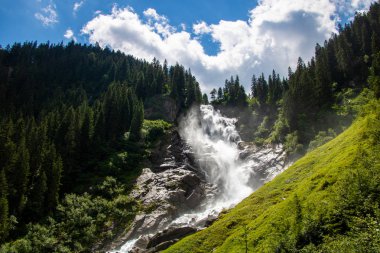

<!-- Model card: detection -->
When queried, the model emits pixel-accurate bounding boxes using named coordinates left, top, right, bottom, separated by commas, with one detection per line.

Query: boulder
left=147, top=226, right=198, bottom=249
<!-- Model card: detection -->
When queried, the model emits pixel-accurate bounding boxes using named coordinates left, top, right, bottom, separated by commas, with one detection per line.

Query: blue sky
left=0, top=0, right=376, bottom=91
left=0, top=0, right=257, bottom=54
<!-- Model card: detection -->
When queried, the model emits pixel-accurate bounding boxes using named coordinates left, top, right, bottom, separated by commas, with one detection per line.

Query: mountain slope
left=164, top=100, right=380, bottom=252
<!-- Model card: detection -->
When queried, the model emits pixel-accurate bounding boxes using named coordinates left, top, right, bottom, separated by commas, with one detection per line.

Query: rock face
left=109, top=128, right=289, bottom=253
left=238, top=142, right=288, bottom=185
left=127, top=167, right=205, bottom=238
left=108, top=130, right=214, bottom=252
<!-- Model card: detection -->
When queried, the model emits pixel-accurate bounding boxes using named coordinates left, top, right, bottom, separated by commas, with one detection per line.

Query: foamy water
left=112, top=105, right=257, bottom=252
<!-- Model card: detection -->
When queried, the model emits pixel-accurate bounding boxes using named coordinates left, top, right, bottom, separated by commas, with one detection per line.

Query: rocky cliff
left=109, top=106, right=290, bottom=253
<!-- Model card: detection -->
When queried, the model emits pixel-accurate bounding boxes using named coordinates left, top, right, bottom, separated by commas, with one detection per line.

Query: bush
left=142, top=119, right=172, bottom=143
left=284, top=131, right=303, bottom=155
left=267, top=109, right=289, bottom=143
left=0, top=178, right=138, bottom=253
left=307, top=129, right=336, bottom=152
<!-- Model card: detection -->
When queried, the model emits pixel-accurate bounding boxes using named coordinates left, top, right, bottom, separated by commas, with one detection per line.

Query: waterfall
left=179, top=105, right=253, bottom=207
left=111, top=105, right=286, bottom=252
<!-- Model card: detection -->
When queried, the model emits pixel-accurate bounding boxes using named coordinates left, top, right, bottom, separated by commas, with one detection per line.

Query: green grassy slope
left=164, top=101, right=380, bottom=253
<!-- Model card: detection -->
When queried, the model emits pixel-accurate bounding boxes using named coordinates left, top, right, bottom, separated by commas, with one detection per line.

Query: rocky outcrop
left=108, top=130, right=214, bottom=252
left=109, top=125, right=289, bottom=253
left=126, top=226, right=197, bottom=253
left=238, top=142, right=288, bottom=185
left=126, top=167, right=205, bottom=238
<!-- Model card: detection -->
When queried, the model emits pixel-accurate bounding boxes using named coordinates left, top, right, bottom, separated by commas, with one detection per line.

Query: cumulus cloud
left=73, top=1, right=85, bottom=14
left=143, top=8, right=163, bottom=21
left=64, top=28, right=76, bottom=41
left=35, top=3, right=58, bottom=27
left=82, top=0, right=375, bottom=92
left=332, top=0, right=376, bottom=19
left=193, top=21, right=212, bottom=35
left=143, top=8, right=175, bottom=37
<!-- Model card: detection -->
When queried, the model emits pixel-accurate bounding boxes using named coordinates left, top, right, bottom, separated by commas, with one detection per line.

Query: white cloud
left=193, top=21, right=212, bottom=35
left=143, top=8, right=163, bottom=21
left=143, top=7, right=175, bottom=38
left=64, top=28, right=76, bottom=41
left=73, top=1, right=85, bottom=14
left=35, top=3, right=58, bottom=27
left=82, top=1, right=375, bottom=93
left=332, top=0, right=376, bottom=19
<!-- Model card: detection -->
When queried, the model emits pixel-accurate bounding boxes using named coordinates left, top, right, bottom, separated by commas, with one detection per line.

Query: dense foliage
left=1, top=177, right=138, bottom=253
left=0, top=42, right=201, bottom=250
left=164, top=91, right=380, bottom=253
left=2, top=2, right=380, bottom=251
left=209, top=3, right=380, bottom=156
left=165, top=3, right=380, bottom=252
left=210, top=75, right=248, bottom=107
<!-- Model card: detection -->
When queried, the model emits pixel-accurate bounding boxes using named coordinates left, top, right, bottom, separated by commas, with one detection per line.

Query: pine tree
left=186, top=71, right=197, bottom=107
left=217, top=88, right=223, bottom=101
left=210, top=88, right=217, bottom=102
left=80, top=106, right=94, bottom=152
left=26, top=166, right=47, bottom=220
left=368, top=52, right=380, bottom=98
left=256, top=73, right=268, bottom=106
left=202, top=94, right=209, bottom=104
left=129, top=100, right=144, bottom=141
left=251, top=75, right=258, bottom=98
left=136, top=72, right=146, bottom=99
left=12, top=138, right=30, bottom=215
left=44, top=144, right=62, bottom=214
left=236, top=85, right=248, bottom=107
left=0, top=169, right=9, bottom=242
left=171, top=64, right=186, bottom=108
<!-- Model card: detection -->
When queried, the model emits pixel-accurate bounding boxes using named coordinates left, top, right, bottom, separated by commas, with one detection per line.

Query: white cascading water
left=169, top=105, right=256, bottom=227
left=180, top=105, right=253, bottom=206
left=113, top=105, right=258, bottom=252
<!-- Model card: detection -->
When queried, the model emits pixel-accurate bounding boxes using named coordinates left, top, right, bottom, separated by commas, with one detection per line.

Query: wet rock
left=121, top=130, right=211, bottom=245
left=123, top=167, right=207, bottom=252
left=108, top=123, right=290, bottom=253
left=147, top=226, right=197, bottom=249
left=151, top=240, right=179, bottom=252
left=194, top=212, right=218, bottom=228
left=238, top=142, right=288, bottom=183
left=133, top=235, right=150, bottom=250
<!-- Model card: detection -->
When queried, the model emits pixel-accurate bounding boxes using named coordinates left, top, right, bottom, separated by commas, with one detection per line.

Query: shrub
left=142, top=119, right=172, bottom=143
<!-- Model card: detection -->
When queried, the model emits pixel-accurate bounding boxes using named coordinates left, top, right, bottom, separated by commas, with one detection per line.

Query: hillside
left=0, top=43, right=202, bottom=252
left=2, top=2, right=380, bottom=252
left=164, top=99, right=380, bottom=252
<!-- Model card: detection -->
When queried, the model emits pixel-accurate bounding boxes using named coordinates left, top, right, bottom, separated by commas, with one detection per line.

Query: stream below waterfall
left=110, top=105, right=287, bottom=253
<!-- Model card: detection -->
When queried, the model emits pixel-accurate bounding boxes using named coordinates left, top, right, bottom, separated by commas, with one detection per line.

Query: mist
left=179, top=105, right=254, bottom=209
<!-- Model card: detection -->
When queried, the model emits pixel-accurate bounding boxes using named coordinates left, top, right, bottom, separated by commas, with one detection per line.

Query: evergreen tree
left=256, top=73, right=268, bottom=106
left=26, top=166, right=47, bottom=220
left=129, top=100, right=144, bottom=141
left=210, top=88, right=217, bottom=102
left=185, top=71, right=197, bottom=107
left=202, top=94, right=209, bottom=105
left=251, top=75, right=258, bottom=98
left=12, top=138, right=30, bottom=215
left=217, top=88, right=223, bottom=101
left=0, top=169, right=9, bottom=242
left=44, top=144, right=62, bottom=214
left=368, top=51, right=380, bottom=98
